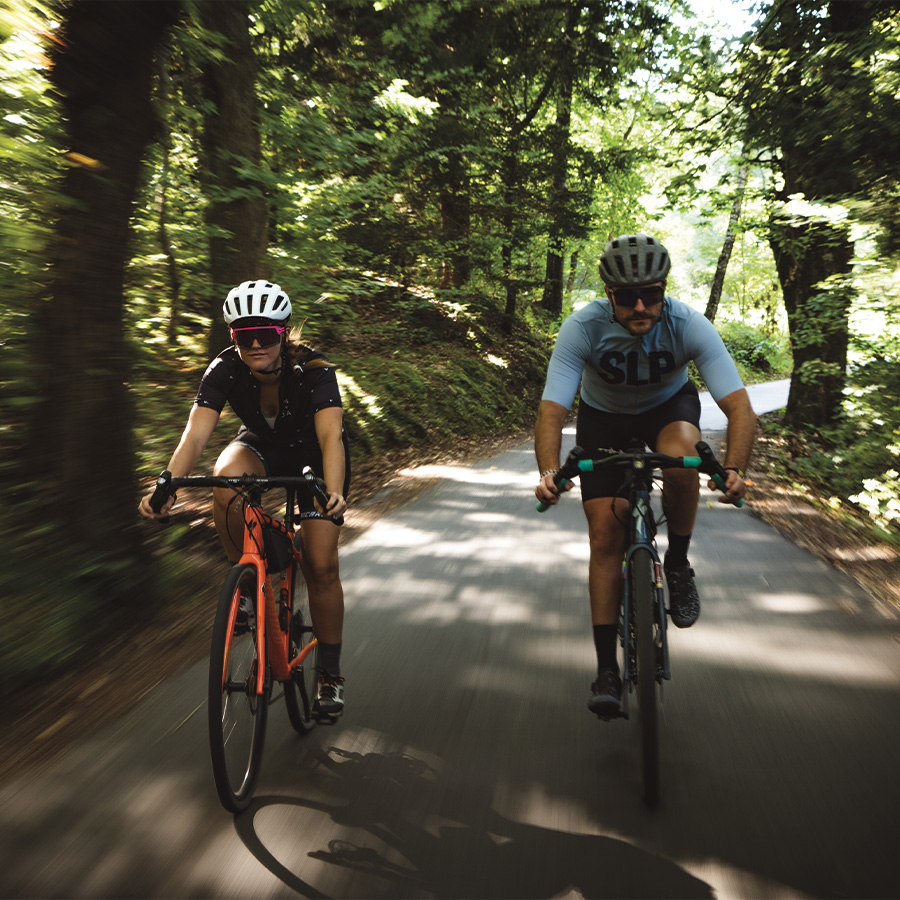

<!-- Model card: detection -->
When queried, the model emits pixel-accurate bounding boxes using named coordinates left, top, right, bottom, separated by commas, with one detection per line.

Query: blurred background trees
left=2, top=0, right=898, bottom=685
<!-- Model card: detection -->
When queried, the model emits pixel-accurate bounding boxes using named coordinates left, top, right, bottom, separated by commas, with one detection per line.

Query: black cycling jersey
left=194, top=346, right=342, bottom=456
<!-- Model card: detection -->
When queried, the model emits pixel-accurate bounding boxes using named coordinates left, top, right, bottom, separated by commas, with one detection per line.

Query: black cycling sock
left=592, top=624, right=619, bottom=675
left=317, top=641, right=342, bottom=679
left=665, top=532, right=692, bottom=570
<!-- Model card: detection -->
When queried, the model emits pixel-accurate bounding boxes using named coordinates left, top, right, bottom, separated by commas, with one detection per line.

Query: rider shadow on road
left=235, top=746, right=713, bottom=899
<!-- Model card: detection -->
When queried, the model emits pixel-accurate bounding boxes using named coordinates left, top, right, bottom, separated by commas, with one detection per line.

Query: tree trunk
left=566, top=249, right=579, bottom=295
left=770, top=217, right=854, bottom=429
left=155, top=52, right=182, bottom=343
left=501, top=147, right=519, bottom=332
left=540, top=65, right=574, bottom=317
left=705, top=164, right=749, bottom=322
left=438, top=146, right=471, bottom=289
left=160, top=134, right=182, bottom=344
left=196, top=0, right=268, bottom=356
left=28, top=0, right=180, bottom=608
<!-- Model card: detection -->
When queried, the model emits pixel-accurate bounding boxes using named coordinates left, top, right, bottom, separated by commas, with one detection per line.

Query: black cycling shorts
left=230, top=430, right=351, bottom=521
left=574, top=382, right=702, bottom=501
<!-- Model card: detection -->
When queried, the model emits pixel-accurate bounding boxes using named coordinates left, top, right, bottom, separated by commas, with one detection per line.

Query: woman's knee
left=212, top=445, right=264, bottom=511
left=213, top=443, right=265, bottom=477
left=304, top=554, right=341, bottom=591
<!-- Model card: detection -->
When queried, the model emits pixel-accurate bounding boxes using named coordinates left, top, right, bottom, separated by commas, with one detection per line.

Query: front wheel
left=208, top=563, right=268, bottom=812
left=631, top=547, right=660, bottom=807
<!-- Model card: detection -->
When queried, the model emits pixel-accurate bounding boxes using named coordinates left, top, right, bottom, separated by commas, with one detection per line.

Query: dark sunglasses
left=231, top=325, right=286, bottom=348
left=610, top=286, right=665, bottom=309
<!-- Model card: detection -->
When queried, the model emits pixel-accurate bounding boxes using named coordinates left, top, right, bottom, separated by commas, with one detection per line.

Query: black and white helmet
left=223, top=281, right=291, bottom=324
left=598, top=234, right=671, bottom=286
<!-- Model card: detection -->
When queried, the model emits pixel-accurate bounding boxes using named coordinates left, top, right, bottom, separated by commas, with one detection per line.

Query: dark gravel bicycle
left=538, top=440, right=740, bottom=807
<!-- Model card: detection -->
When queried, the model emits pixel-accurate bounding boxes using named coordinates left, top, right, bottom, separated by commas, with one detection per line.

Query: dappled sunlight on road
left=398, top=461, right=538, bottom=489
left=753, top=592, right=832, bottom=614
left=404, top=587, right=535, bottom=625
left=680, top=625, right=898, bottom=685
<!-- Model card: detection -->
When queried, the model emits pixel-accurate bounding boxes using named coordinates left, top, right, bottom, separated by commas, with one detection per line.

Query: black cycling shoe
left=666, top=564, right=700, bottom=628
left=313, top=673, right=345, bottom=723
left=588, top=668, right=622, bottom=719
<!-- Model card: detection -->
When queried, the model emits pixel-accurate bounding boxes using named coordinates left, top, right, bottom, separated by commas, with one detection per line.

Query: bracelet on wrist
left=540, top=468, right=559, bottom=479
left=725, top=466, right=745, bottom=479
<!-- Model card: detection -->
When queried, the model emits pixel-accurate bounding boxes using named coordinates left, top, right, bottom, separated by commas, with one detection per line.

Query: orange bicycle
left=149, top=467, right=342, bottom=812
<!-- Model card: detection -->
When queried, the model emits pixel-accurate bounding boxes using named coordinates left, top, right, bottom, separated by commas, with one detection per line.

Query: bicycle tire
left=631, top=547, right=660, bottom=807
left=208, top=563, right=268, bottom=812
left=284, top=561, right=318, bottom=734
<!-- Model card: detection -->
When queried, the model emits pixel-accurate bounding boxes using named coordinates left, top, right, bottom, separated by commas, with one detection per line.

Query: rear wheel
left=284, top=562, right=318, bottom=734
left=631, top=547, right=660, bottom=807
left=208, top=564, right=268, bottom=812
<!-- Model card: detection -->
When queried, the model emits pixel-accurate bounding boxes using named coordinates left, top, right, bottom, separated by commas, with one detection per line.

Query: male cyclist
left=139, top=281, right=350, bottom=722
left=534, top=234, right=756, bottom=718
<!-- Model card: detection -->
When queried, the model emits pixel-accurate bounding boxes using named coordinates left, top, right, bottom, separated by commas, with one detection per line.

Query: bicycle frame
left=236, top=486, right=346, bottom=699
left=540, top=441, right=737, bottom=689
left=227, top=494, right=317, bottom=695
left=150, top=470, right=336, bottom=697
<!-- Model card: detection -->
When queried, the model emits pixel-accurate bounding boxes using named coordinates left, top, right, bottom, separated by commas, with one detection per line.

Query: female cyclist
left=139, top=280, right=350, bottom=721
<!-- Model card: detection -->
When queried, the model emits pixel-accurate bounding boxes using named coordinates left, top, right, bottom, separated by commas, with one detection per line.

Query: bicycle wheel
left=631, top=547, right=660, bottom=807
left=208, top=563, right=268, bottom=812
left=283, top=562, right=318, bottom=734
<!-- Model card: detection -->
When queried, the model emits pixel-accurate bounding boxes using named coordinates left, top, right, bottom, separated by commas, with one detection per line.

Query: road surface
left=3, top=379, right=900, bottom=899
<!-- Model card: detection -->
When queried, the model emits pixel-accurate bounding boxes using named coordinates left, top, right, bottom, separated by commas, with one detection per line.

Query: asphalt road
left=3, top=381, right=900, bottom=899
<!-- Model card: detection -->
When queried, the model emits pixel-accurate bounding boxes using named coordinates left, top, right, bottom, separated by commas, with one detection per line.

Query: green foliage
left=7, top=0, right=900, bottom=695
left=715, top=319, right=791, bottom=381
left=689, top=319, right=790, bottom=390
left=761, top=348, right=900, bottom=544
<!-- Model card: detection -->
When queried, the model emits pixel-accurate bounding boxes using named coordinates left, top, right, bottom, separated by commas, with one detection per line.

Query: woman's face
left=231, top=322, right=285, bottom=374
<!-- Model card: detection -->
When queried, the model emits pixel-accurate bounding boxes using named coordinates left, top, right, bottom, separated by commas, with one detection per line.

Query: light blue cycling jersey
left=541, top=296, right=744, bottom=415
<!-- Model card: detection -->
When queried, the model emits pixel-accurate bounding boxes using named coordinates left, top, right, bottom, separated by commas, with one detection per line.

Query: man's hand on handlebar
left=535, top=471, right=573, bottom=506
left=709, top=469, right=747, bottom=506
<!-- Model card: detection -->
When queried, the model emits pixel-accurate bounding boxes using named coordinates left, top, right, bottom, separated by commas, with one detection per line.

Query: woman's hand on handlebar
left=317, top=491, right=347, bottom=519
left=138, top=490, right=175, bottom=521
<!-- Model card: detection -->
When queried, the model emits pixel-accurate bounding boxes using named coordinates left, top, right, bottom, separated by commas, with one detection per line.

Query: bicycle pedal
left=314, top=714, right=340, bottom=726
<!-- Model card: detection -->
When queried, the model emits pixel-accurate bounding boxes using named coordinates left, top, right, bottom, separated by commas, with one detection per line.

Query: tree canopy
left=1, top=0, right=899, bottom=686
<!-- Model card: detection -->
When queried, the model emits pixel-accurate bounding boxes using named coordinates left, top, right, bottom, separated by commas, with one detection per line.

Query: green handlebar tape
left=710, top=472, right=745, bottom=508
left=684, top=456, right=701, bottom=468
left=577, top=460, right=594, bottom=472
left=536, top=477, right=570, bottom=512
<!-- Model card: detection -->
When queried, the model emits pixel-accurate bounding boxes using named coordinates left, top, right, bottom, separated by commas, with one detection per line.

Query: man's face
left=606, top=282, right=666, bottom=336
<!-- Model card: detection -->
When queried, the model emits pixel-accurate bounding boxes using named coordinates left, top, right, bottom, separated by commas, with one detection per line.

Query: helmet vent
left=223, top=280, right=292, bottom=325
left=598, top=233, right=671, bottom=286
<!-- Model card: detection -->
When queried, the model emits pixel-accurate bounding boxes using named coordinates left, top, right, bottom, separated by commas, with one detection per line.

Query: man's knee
left=584, top=500, right=628, bottom=556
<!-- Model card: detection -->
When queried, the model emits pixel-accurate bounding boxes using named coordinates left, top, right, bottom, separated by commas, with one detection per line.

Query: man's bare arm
left=717, top=388, right=756, bottom=473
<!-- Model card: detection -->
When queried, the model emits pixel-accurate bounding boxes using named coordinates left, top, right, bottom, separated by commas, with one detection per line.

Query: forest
left=1, top=0, right=898, bottom=689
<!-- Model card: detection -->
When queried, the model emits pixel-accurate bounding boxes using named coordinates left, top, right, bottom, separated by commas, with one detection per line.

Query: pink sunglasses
left=231, top=325, right=286, bottom=348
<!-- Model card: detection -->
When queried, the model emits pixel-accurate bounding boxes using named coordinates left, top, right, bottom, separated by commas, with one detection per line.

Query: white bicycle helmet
left=223, top=280, right=291, bottom=324
left=598, top=234, right=671, bottom=286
